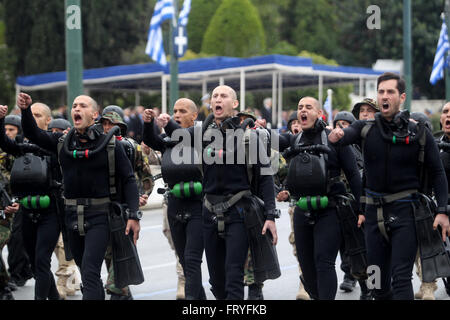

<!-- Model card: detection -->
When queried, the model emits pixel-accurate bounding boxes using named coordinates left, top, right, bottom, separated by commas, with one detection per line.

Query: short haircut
left=213, top=85, right=237, bottom=100
left=377, top=72, right=405, bottom=94
left=175, top=98, right=198, bottom=113
left=299, top=96, right=321, bottom=110
left=31, top=103, right=52, bottom=119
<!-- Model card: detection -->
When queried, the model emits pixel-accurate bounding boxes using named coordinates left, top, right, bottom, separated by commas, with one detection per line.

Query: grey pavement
left=3, top=201, right=450, bottom=300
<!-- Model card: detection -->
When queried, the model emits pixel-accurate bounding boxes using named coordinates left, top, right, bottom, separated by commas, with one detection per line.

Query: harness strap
left=204, top=190, right=252, bottom=237
left=107, top=137, right=116, bottom=198
left=361, top=189, right=418, bottom=241
left=76, top=205, right=85, bottom=236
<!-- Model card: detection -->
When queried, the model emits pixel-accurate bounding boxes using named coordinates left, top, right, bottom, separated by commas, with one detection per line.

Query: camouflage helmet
left=48, top=118, right=72, bottom=131
left=100, top=111, right=127, bottom=136
left=236, top=109, right=257, bottom=122
left=333, top=111, right=356, bottom=128
left=103, top=105, right=124, bottom=119
left=5, top=115, right=22, bottom=133
left=352, top=98, right=379, bottom=119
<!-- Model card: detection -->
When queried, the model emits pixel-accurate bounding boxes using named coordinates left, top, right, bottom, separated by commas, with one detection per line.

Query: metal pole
left=65, top=0, right=84, bottom=122
left=403, top=0, right=412, bottom=111
left=162, top=75, right=167, bottom=114
left=445, top=2, right=450, bottom=100
left=318, top=75, right=323, bottom=106
left=169, top=0, right=179, bottom=114
left=278, top=73, right=283, bottom=129
left=272, top=72, right=277, bottom=128
left=240, top=70, right=245, bottom=111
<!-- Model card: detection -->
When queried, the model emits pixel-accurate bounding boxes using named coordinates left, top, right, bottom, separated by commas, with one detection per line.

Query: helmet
left=102, top=105, right=124, bottom=119
left=100, top=111, right=127, bottom=136
left=287, top=111, right=299, bottom=133
left=333, top=111, right=356, bottom=128
left=4, top=115, right=22, bottom=133
left=410, top=112, right=432, bottom=131
left=352, top=98, right=379, bottom=119
left=48, top=118, right=72, bottom=131
left=236, top=109, right=257, bottom=122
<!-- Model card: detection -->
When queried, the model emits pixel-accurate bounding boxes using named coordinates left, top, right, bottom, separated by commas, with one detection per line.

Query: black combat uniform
left=143, top=118, right=206, bottom=300
left=21, top=107, right=139, bottom=300
left=337, top=115, right=448, bottom=299
left=277, top=119, right=362, bottom=300
left=164, top=116, right=277, bottom=300
left=0, top=117, right=61, bottom=300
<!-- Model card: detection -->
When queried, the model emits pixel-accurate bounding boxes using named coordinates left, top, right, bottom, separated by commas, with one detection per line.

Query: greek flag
left=145, top=0, right=175, bottom=67
left=178, top=0, right=191, bottom=27
left=430, top=18, right=450, bottom=85
left=323, top=96, right=332, bottom=125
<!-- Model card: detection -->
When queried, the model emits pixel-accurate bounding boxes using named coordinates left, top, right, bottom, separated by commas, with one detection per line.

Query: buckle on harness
left=371, top=196, right=386, bottom=206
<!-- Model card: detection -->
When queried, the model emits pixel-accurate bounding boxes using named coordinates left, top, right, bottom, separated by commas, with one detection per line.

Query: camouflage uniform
left=0, top=151, right=15, bottom=295
left=54, top=234, right=80, bottom=299
left=102, top=111, right=161, bottom=298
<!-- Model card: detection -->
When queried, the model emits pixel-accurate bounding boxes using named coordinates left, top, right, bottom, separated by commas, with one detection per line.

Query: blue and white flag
left=145, top=0, right=175, bottom=67
left=430, top=18, right=450, bottom=85
left=323, top=95, right=332, bottom=125
left=178, top=0, right=191, bottom=27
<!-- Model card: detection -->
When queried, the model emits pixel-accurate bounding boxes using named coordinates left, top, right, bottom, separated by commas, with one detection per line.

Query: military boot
left=110, top=291, right=133, bottom=300
left=247, top=283, right=264, bottom=300
left=295, top=279, right=310, bottom=300
left=176, top=277, right=185, bottom=300
left=421, top=282, right=438, bottom=300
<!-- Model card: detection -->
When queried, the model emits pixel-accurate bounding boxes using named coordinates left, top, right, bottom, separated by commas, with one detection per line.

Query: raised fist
left=17, top=93, right=32, bottom=110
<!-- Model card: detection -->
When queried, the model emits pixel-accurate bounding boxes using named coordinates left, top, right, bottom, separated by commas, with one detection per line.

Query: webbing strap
left=107, top=136, right=116, bottom=198
left=204, top=190, right=252, bottom=214
left=361, top=189, right=418, bottom=241
left=77, top=205, right=85, bottom=236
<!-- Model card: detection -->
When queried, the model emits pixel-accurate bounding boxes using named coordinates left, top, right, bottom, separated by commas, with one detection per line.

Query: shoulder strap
left=107, top=136, right=116, bottom=199
left=360, top=121, right=374, bottom=156
left=243, top=128, right=253, bottom=185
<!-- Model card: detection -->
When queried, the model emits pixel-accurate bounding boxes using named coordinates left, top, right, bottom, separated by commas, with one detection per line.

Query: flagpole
left=403, top=0, right=412, bottom=111
left=169, top=0, right=179, bottom=114
left=445, top=3, right=450, bottom=100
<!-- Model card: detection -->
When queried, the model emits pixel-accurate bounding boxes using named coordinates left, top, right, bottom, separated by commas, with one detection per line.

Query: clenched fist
left=17, top=93, right=32, bottom=110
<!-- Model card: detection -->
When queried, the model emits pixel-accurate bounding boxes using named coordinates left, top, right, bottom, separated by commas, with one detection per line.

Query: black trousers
left=167, top=195, right=205, bottom=300
left=22, top=209, right=61, bottom=299
left=364, top=200, right=417, bottom=300
left=293, top=206, right=342, bottom=300
left=203, top=205, right=249, bottom=300
left=65, top=207, right=110, bottom=300
left=7, top=212, right=33, bottom=282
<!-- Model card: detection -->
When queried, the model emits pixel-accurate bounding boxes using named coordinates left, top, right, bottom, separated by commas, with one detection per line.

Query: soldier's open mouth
left=293, top=128, right=300, bottom=134
left=382, top=103, right=389, bottom=110
left=175, top=120, right=181, bottom=125
left=74, top=114, right=82, bottom=123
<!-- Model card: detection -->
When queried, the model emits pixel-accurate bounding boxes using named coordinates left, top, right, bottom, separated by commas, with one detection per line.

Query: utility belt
left=204, top=190, right=252, bottom=238
left=64, top=197, right=110, bottom=236
left=361, top=189, right=418, bottom=241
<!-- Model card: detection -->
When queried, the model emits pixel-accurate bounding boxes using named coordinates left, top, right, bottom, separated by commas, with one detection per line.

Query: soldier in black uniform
left=17, top=93, right=140, bottom=300
left=0, top=102, right=62, bottom=300
left=148, top=86, right=278, bottom=300
left=143, top=98, right=206, bottom=300
left=329, top=73, right=450, bottom=300
left=275, top=97, right=362, bottom=300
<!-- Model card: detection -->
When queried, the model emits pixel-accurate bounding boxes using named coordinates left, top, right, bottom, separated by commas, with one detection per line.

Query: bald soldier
left=152, top=87, right=278, bottom=300
left=143, top=98, right=207, bottom=299
left=18, top=93, right=140, bottom=300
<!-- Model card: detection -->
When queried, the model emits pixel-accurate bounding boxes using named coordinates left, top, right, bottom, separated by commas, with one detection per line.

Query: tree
left=186, top=0, right=221, bottom=53
left=201, top=0, right=266, bottom=57
left=280, top=0, right=339, bottom=60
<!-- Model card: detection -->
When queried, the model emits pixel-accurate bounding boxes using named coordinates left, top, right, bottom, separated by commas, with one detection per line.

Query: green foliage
left=298, top=50, right=338, bottom=66
left=281, top=0, right=339, bottom=60
left=0, top=45, right=16, bottom=107
left=0, top=21, right=4, bottom=45
left=201, top=0, right=266, bottom=57
left=270, top=41, right=298, bottom=56
left=187, top=0, right=221, bottom=53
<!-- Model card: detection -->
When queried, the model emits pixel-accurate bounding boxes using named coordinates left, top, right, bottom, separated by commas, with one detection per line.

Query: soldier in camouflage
left=99, top=106, right=156, bottom=300
left=0, top=114, right=22, bottom=300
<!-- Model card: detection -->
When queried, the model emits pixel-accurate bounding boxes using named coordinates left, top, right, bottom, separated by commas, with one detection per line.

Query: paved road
left=3, top=201, right=450, bottom=300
